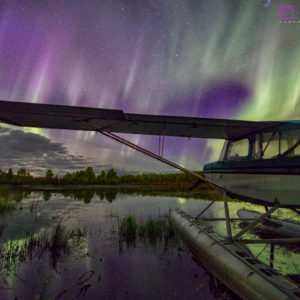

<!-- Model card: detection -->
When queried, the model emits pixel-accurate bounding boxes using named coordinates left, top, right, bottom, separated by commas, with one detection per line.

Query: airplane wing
left=0, top=100, right=284, bottom=139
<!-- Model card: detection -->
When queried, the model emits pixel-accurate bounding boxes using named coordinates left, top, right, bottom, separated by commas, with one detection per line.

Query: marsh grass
left=118, top=215, right=175, bottom=246
left=0, top=220, right=87, bottom=270
left=119, top=215, right=137, bottom=242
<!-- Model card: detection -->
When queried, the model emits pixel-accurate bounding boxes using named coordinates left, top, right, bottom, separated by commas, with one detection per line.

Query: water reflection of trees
left=1, top=186, right=222, bottom=209
left=95, top=190, right=117, bottom=202
left=62, top=190, right=95, bottom=204
left=60, top=189, right=118, bottom=203
left=10, top=190, right=31, bottom=202
left=0, top=189, right=31, bottom=214
left=60, top=188, right=212, bottom=204
left=43, top=191, right=51, bottom=201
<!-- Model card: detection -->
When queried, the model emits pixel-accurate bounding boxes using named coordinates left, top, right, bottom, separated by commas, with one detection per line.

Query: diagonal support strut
left=97, top=130, right=224, bottom=192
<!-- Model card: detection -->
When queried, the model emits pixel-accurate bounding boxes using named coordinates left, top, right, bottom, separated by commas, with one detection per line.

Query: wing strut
left=96, top=129, right=224, bottom=192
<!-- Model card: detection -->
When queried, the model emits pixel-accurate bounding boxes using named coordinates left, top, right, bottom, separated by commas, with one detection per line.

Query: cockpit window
left=262, top=132, right=279, bottom=159
left=280, top=129, right=300, bottom=157
left=226, top=139, right=249, bottom=160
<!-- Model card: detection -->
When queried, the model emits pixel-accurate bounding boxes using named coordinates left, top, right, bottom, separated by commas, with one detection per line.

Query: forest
left=0, top=167, right=204, bottom=189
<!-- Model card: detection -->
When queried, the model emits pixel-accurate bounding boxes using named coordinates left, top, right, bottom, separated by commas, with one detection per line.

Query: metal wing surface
left=0, top=100, right=284, bottom=139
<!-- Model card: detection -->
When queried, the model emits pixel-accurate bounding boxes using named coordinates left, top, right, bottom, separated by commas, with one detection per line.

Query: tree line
left=0, top=167, right=203, bottom=188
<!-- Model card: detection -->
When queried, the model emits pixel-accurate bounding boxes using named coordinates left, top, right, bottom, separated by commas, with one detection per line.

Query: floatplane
left=0, top=100, right=300, bottom=299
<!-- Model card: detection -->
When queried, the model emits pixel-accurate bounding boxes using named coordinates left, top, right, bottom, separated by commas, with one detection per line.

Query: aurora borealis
left=0, top=0, right=300, bottom=174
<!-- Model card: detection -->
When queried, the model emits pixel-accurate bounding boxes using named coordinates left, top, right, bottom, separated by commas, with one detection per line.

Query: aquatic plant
left=119, top=215, right=138, bottom=243
left=118, top=215, right=175, bottom=246
left=0, top=221, right=87, bottom=271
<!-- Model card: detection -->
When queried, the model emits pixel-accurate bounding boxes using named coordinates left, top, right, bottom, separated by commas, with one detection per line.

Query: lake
left=0, top=188, right=299, bottom=299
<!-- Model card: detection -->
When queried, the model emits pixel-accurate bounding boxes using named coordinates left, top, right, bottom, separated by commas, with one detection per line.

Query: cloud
left=0, top=127, right=108, bottom=175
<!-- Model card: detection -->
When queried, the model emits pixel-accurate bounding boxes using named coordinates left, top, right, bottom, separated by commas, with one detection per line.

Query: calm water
left=0, top=189, right=299, bottom=300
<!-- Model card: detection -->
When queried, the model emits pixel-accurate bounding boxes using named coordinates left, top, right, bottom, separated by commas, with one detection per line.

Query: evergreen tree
left=97, top=170, right=106, bottom=184
left=84, top=167, right=95, bottom=184
left=45, top=170, right=54, bottom=182
left=7, top=168, right=13, bottom=182
left=106, top=168, right=117, bottom=183
left=17, top=168, right=27, bottom=177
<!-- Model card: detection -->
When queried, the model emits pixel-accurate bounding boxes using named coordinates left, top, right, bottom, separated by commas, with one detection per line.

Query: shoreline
left=0, top=183, right=223, bottom=201
left=0, top=183, right=206, bottom=190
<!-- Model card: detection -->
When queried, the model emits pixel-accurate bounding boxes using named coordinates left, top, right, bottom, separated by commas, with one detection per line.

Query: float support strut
left=223, top=192, right=232, bottom=241
left=233, top=204, right=279, bottom=241
left=196, top=200, right=215, bottom=219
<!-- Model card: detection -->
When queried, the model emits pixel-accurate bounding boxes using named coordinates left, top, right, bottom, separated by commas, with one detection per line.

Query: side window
left=262, top=132, right=279, bottom=159
left=280, top=129, right=300, bottom=157
left=226, top=139, right=249, bottom=160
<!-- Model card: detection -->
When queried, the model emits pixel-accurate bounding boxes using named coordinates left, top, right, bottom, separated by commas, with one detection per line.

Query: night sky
left=0, top=0, right=300, bottom=175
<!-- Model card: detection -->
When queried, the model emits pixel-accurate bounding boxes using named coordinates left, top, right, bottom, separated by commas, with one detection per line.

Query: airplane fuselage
left=204, top=160, right=300, bottom=208
left=203, top=123, right=300, bottom=208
